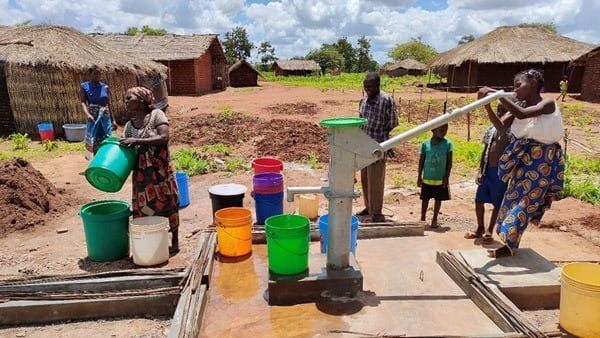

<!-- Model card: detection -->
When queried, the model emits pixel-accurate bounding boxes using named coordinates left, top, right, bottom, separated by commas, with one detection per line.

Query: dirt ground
left=0, top=81, right=598, bottom=336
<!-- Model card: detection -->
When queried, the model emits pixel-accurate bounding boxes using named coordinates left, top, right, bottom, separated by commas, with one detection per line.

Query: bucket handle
left=216, top=224, right=252, bottom=242
left=267, top=236, right=308, bottom=257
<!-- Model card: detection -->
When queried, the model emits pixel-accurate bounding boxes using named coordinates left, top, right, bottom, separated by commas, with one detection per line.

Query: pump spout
left=286, top=186, right=328, bottom=202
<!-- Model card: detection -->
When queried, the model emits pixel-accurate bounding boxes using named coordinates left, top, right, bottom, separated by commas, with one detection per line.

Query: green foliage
left=257, top=41, right=277, bottom=70
left=305, top=152, right=321, bottom=169
left=356, top=35, right=378, bottom=72
left=172, top=148, right=211, bottom=176
left=223, top=26, right=255, bottom=64
left=448, top=137, right=484, bottom=169
left=458, top=35, right=475, bottom=45
left=387, top=38, right=438, bottom=63
left=201, top=143, right=231, bottom=157
left=42, top=140, right=58, bottom=152
left=9, top=133, right=30, bottom=150
left=262, top=72, right=442, bottom=92
left=125, top=25, right=167, bottom=36
left=0, top=152, right=9, bottom=161
left=331, top=37, right=357, bottom=72
left=16, top=20, right=32, bottom=26
left=520, top=22, right=558, bottom=34
left=306, top=45, right=344, bottom=73
left=217, top=107, right=236, bottom=121
left=561, top=156, right=600, bottom=204
left=224, top=157, right=248, bottom=174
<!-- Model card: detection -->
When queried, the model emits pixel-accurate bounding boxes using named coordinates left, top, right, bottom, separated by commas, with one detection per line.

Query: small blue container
left=175, top=172, right=190, bottom=208
left=253, top=191, right=284, bottom=225
left=318, top=214, right=360, bottom=254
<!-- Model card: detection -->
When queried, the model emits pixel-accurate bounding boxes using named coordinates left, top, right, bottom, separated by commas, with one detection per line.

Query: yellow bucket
left=559, top=262, right=600, bottom=338
left=215, top=207, right=253, bottom=257
left=298, top=194, right=319, bottom=219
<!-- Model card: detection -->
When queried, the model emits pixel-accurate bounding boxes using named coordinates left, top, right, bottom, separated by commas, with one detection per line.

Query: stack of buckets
left=251, top=158, right=284, bottom=225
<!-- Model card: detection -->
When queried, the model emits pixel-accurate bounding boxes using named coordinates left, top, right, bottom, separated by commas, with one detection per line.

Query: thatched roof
left=92, top=33, right=223, bottom=61
left=272, top=60, right=321, bottom=71
left=429, top=25, right=596, bottom=68
left=386, top=59, right=427, bottom=71
left=229, top=59, right=262, bottom=76
left=0, top=25, right=166, bottom=75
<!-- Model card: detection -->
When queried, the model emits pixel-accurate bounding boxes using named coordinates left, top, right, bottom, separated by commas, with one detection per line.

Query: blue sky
left=1, top=0, right=598, bottom=64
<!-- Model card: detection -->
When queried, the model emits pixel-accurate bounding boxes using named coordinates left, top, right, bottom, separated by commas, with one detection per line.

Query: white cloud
left=1, top=0, right=597, bottom=64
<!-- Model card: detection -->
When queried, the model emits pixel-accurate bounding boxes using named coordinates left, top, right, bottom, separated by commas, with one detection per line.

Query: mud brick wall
left=230, top=66, right=257, bottom=87
left=581, top=55, right=600, bottom=103
left=162, top=52, right=213, bottom=95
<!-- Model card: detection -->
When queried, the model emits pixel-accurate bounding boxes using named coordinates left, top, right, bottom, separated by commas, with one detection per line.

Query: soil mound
left=0, top=158, right=66, bottom=237
left=256, top=119, right=328, bottom=162
left=265, top=101, right=319, bottom=116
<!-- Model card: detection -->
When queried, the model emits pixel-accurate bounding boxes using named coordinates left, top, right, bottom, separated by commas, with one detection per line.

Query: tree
left=356, top=36, right=378, bottom=72
left=332, top=37, right=357, bottom=72
left=520, top=22, right=558, bottom=34
left=387, top=38, right=438, bottom=64
left=124, top=25, right=167, bottom=36
left=458, top=34, right=475, bottom=45
left=223, top=26, right=254, bottom=64
left=257, top=41, right=277, bottom=71
left=306, top=46, right=344, bottom=73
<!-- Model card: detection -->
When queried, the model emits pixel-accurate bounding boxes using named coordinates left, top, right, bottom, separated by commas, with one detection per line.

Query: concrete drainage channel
left=0, top=225, right=560, bottom=337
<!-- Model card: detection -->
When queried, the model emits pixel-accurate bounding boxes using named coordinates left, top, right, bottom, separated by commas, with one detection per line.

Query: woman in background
left=80, top=66, right=116, bottom=159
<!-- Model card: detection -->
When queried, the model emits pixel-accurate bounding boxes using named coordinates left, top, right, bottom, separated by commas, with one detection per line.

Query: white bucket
left=63, top=123, right=86, bottom=142
left=129, top=216, right=169, bottom=266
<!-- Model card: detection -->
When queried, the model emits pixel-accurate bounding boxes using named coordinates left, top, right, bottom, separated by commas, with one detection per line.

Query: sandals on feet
left=482, top=234, right=494, bottom=244
left=356, top=208, right=369, bottom=216
left=464, top=231, right=483, bottom=239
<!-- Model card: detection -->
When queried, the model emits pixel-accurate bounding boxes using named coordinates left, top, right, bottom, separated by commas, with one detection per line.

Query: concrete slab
left=200, top=238, right=504, bottom=337
left=458, top=248, right=561, bottom=309
left=267, top=253, right=363, bottom=305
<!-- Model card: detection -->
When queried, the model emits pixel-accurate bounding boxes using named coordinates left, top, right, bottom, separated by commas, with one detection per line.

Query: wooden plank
left=0, top=293, right=180, bottom=326
left=436, top=251, right=516, bottom=333
left=168, top=287, right=191, bottom=338
left=186, top=284, right=208, bottom=338
left=0, top=273, right=186, bottom=294
left=201, top=234, right=217, bottom=287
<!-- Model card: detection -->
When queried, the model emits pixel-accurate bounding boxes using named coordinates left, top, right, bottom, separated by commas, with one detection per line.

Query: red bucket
left=38, top=123, right=55, bottom=141
left=252, top=157, right=283, bottom=174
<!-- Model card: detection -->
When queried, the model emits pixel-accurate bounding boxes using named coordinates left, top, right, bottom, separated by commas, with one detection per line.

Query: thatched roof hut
left=228, top=59, right=262, bottom=87
left=571, top=46, right=600, bottom=103
left=381, top=59, right=427, bottom=77
left=0, top=25, right=167, bottom=137
left=92, top=33, right=229, bottom=95
left=428, top=25, right=596, bottom=92
left=271, top=60, right=321, bottom=76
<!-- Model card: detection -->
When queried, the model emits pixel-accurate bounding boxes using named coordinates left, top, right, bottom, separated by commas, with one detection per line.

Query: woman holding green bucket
left=120, top=86, right=181, bottom=253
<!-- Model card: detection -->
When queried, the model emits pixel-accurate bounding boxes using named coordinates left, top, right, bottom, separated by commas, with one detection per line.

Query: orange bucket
left=215, top=207, right=253, bottom=257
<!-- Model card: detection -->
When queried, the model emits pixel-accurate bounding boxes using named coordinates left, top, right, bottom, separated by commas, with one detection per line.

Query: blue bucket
left=318, top=214, right=359, bottom=254
left=175, top=172, right=190, bottom=208
left=253, top=191, right=284, bottom=225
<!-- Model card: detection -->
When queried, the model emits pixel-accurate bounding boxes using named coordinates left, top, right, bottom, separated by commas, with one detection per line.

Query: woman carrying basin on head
left=119, top=86, right=181, bottom=254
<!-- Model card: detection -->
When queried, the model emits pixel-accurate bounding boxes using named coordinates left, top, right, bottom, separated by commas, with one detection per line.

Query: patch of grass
left=0, top=152, right=9, bottom=161
left=391, top=118, right=430, bottom=145
left=561, top=155, right=600, bottom=204
left=448, top=136, right=484, bottom=169
left=391, top=172, right=415, bottom=188
left=224, top=157, right=248, bottom=174
left=9, top=133, right=30, bottom=150
left=201, top=143, right=231, bottom=157
left=172, top=148, right=211, bottom=176
left=305, top=152, right=321, bottom=169
left=217, top=107, right=235, bottom=120
left=42, top=140, right=58, bottom=152
left=262, top=71, right=443, bottom=92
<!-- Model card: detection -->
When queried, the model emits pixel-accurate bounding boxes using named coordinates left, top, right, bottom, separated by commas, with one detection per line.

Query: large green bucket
left=79, top=200, right=130, bottom=262
left=85, top=137, right=137, bottom=192
left=265, top=214, right=310, bottom=275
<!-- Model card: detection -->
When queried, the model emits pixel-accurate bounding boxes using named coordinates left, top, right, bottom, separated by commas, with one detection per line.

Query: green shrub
left=172, top=148, right=211, bottom=176
left=42, top=140, right=58, bottom=152
left=9, top=133, right=30, bottom=150
left=202, top=143, right=231, bottom=156
left=561, top=156, right=600, bottom=204
left=224, top=157, right=247, bottom=174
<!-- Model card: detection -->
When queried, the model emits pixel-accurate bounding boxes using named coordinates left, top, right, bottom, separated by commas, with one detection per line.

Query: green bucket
left=79, top=200, right=130, bottom=262
left=265, top=214, right=310, bottom=275
left=85, top=137, right=137, bottom=192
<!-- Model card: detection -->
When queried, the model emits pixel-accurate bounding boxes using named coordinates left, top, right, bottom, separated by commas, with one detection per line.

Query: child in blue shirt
left=417, top=124, right=453, bottom=228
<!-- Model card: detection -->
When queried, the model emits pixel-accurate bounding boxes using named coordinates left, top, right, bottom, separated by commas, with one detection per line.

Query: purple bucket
left=253, top=173, right=284, bottom=194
